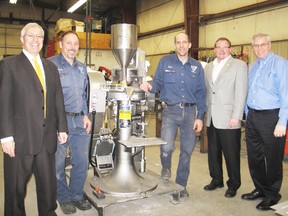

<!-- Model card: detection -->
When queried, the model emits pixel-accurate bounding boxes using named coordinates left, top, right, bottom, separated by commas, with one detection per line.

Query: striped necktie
left=33, top=57, right=46, bottom=118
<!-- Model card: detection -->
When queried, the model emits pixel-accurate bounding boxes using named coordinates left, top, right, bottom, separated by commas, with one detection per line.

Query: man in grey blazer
left=203, top=37, right=248, bottom=198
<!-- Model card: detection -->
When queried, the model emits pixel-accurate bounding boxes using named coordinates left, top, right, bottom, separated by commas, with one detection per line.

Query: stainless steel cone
left=111, top=24, right=137, bottom=85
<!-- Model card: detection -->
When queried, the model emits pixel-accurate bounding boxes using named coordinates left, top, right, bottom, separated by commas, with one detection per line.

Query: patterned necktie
left=33, top=57, right=46, bottom=118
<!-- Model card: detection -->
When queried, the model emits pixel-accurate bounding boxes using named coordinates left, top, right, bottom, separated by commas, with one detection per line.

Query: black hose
left=89, top=110, right=97, bottom=171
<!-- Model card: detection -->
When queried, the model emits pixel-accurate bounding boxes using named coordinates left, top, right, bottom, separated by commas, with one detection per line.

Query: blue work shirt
left=246, top=51, right=288, bottom=126
left=49, top=53, right=89, bottom=115
left=150, top=54, right=206, bottom=120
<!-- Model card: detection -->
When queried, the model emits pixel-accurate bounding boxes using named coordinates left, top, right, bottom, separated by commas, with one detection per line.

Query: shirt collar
left=256, top=51, right=273, bottom=64
left=173, top=53, right=195, bottom=65
left=59, top=53, right=77, bottom=66
left=213, top=55, right=231, bottom=66
left=23, top=49, right=41, bottom=61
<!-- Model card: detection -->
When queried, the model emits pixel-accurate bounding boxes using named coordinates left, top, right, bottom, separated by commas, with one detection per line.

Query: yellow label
left=119, top=109, right=131, bottom=120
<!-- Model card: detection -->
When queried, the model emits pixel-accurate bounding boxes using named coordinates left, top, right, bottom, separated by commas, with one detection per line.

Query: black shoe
left=72, top=199, right=92, bottom=211
left=203, top=181, right=224, bottom=191
left=256, top=195, right=281, bottom=211
left=60, top=202, right=77, bottom=214
left=225, top=189, right=237, bottom=198
left=241, top=189, right=265, bottom=200
left=180, top=188, right=189, bottom=198
left=161, top=168, right=171, bottom=180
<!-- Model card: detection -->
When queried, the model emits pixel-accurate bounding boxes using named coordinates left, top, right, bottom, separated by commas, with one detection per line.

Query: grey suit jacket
left=205, top=56, right=248, bottom=129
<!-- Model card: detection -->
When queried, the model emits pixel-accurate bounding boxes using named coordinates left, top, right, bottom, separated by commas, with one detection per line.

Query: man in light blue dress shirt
left=241, top=33, right=288, bottom=211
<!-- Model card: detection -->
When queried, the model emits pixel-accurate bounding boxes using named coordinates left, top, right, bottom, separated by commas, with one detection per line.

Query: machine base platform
left=84, top=170, right=184, bottom=216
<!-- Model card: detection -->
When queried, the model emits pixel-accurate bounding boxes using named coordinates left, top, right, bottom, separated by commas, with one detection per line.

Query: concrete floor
left=1, top=112, right=288, bottom=216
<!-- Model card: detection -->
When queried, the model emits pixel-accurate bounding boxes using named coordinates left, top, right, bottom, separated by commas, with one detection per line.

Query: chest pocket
left=258, top=70, right=276, bottom=90
left=58, top=69, right=70, bottom=88
left=189, top=66, right=200, bottom=78
left=164, top=71, right=176, bottom=84
left=78, top=71, right=88, bottom=92
left=59, top=68, right=87, bottom=88
left=191, top=72, right=199, bottom=78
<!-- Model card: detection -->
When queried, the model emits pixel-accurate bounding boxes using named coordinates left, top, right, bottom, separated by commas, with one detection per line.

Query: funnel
left=111, top=24, right=137, bottom=86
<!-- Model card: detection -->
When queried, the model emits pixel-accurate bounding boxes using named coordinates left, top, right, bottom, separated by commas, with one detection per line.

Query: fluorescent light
left=9, top=0, right=17, bottom=4
left=68, top=0, right=87, bottom=13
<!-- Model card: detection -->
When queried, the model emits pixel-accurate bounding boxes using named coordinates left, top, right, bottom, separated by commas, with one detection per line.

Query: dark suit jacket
left=0, top=52, right=68, bottom=154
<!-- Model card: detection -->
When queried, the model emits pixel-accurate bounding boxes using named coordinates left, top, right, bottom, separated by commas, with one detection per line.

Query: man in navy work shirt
left=49, top=31, right=92, bottom=214
left=241, top=33, right=288, bottom=211
left=140, top=32, right=206, bottom=198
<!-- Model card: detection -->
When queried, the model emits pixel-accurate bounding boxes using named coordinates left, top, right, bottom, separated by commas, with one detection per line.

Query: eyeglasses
left=215, top=46, right=230, bottom=50
left=252, top=43, right=269, bottom=48
left=24, top=34, right=44, bottom=40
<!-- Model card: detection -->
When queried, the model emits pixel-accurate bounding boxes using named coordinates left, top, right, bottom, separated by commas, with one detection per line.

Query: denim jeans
left=160, top=104, right=197, bottom=187
left=55, top=116, right=90, bottom=204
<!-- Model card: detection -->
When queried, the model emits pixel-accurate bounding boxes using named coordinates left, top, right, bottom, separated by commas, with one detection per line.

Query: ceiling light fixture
left=67, top=0, right=87, bottom=13
left=9, top=0, right=17, bottom=4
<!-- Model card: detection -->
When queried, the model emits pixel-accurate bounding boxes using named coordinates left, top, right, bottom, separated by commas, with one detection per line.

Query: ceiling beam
left=199, top=0, right=288, bottom=24
left=0, top=17, right=56, bottom=25
left=138, top=23, right=184, bottom=39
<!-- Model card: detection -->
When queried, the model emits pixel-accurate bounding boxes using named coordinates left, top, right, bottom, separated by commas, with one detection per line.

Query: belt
left=162, top=102, right=195, bottom=108
left=66, top=111, right=84, bottom=116
left=248, top=107, right=279, bottom=113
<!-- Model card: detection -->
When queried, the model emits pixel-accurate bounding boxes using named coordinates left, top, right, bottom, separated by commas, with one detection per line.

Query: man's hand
left=274, top=125, right=286, bottom=137
left=83, top=116, right=92, bottom=134
left=229, top=118, right=240, bottom=128
left=58, top=132, right=68, bottom=144
left=193, top=119, right=203, bottom=133
left=140, top=82, right=152, bottom=92
left=1, top=140, right=15, bottom=157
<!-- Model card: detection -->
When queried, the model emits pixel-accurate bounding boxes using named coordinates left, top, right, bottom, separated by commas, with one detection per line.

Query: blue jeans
left=160, top=105, right=197, bottom=187
left=55, top=116, right=90, bottom=204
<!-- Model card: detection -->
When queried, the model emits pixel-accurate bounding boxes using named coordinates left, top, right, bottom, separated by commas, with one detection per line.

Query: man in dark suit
left=0, top=23, right=68, bottom=216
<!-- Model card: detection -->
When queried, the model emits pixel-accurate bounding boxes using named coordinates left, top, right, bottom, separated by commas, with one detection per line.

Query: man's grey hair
left=21, top=23, right=44, bottom=38
left=251, top=33, right=271, bottom=45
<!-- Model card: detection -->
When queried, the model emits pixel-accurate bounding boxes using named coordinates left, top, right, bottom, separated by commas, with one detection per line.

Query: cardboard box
left=55, top=18, right=85, bottom=36
left=77, top=32, right=111, bottom=50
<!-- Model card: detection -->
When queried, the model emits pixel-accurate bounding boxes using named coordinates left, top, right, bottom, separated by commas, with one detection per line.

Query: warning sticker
left=119, top=109, right=131, bottom=120
left=119, top=105, right=131, bottom=120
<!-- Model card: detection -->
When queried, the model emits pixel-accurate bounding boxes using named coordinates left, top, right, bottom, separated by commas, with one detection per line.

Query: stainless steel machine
left=84, top=23, right=183, bottom=216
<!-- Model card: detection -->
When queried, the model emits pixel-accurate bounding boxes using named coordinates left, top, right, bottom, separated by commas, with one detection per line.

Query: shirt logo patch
left=191, top=66, right=197, bottom=73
